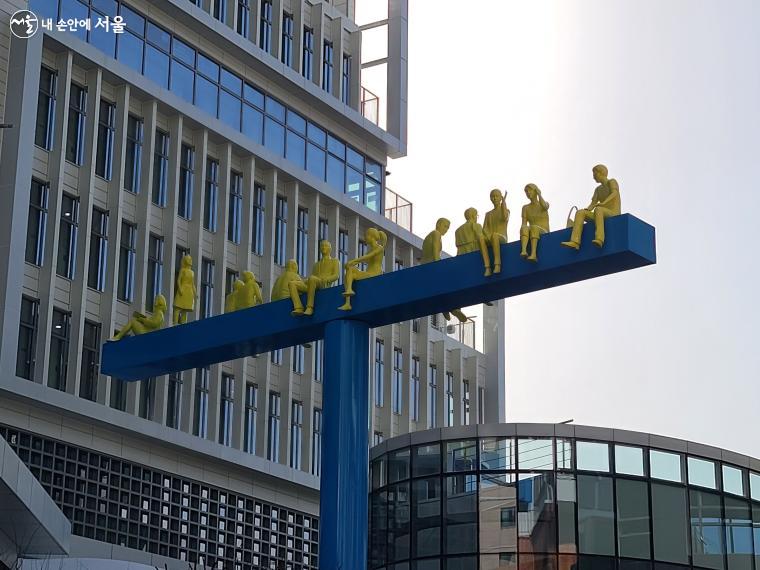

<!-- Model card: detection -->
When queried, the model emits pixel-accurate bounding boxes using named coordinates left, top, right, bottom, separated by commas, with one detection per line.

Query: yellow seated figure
left=520, top=183, right=550, bottom=262
left=173, top=254, right=196, bottom=325
left=483, top=189, right=509, bottom=274
left=338, top=227, right=387, bottom=311
left=272, top=260, right=303, bottom=301
left=225, top=280, right=244, bottom=313
left=455, top=207, right=491, bottom=277
left=291, top=240, right=341, bottom=316
left=113, top=295, right=167, bottom=340
left=421, top=218, right=467, bottom=323
left=562, top=164, right=621, bottom=250
left=238, top=271, right=264, bottom=310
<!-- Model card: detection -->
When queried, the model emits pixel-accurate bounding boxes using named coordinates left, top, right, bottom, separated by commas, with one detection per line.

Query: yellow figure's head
left=435, top=218, right=450, bottom=235
left=319, top=240, right=332, bottom=256
left=524, top=183, right=539, bottom=200
left=490, top=189, right=503, bottom=206
left=592, top=164, right=608, bottom=183
left=464, top=207, right=478, bottom=222
left=181, top=254, right=193, bottom=268
left=286, top=259, right=299, bottom=273
left=233, top=280, right=244, bottom=293
left=242, top=271, right=255, bottom=283
left=366, top=227, right=387, bottom=248
left=154, top=294, right=167, bottom=312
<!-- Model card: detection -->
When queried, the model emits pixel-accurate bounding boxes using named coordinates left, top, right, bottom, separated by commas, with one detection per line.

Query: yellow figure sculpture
left=238, top=271, right=264, bottom=309
left=561, top=164, right=621, bottom=249
left=520, top=184, right=550, bottom=262
left=422, top=219, right=467, bottom=323
left=225, top=280, right=244, bottom=313
left=338, top=227, right=387, bottom=311
left=173, top=254, right=196, bottom=324
left=112, top=295, right=167, bottom=340
left=483, top=189, right=509, bottom=274
left=272, top=260, right=303, bottom=301
left=291, top=240, right=341, bottom=316
left=455, top=208, right=491, bottom=276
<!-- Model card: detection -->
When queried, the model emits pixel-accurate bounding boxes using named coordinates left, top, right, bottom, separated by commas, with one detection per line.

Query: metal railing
left=384, top=187, right=413, bottom=232
left=429, top=315, right=478, bottom=351
left=361, top=86, right=379, bottom=125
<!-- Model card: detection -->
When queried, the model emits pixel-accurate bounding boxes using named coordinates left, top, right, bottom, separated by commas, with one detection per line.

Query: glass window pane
left=264, top=117, right=285, bottom=155
left=197, top=53, right=220, bottom=81
left=753, top=506, right=760, bottom=569
left=327, top=134, right=345, bottom=158
left=388, top=482, right=410, bottom=562
left=371, top=458, right=386, bottom=490
left=388, top=449, right=410, bottom=483
left=242, top=104, right=263, bottom=144
left=413, top=477, right=441, bottom=558
left=265, top=96, right=286, bottom=121
left=688, top=457, right=717, bottom=489
left=306, top=143, right=326, bottom=181
left=690, top=489, right=725, bottom=570
left=446, top=441, right=477, bottom=472
left=146, top=22, right=170, bottom=51
left=116, top=32, right=143, bottom=73
left=445, top=474, right=478, bottom=554
left=365, top=176, right=380, bottom=212
left=480, top=473, right=516, bottom=554
left=285, top=130, right=305, bottom=169
left=616, top=478, right=651, bottom=559
left=144, top=45, right=169, bottom=89
left=307, top=122, right=327, bottom=146
left=480, top=438, right=515, bottom=470
left=615, top=445, right=644, bottom=477
left=556, top=439, right=573, bottom=470
left=220, top=68, right=242, bottom=94
left=518, top=439, right=554, bottom=470
left=195, top=75, right=218, bottom=117
left=347, top=146, right=364, bottom=169
left=93, top=0, right=117, bottom=14
left=219, top=90, right=242, bottom=130
left=286, top=110, right=306, bottom=134
left=172, top=37, right=195, bottom=66
left=90, top=17, right=116, bottom=56
left=557, top=474, right=576, bottom=554
left=577, top=475, right=614, bottom=555
left=576, top=442, right=610, bottom=472
left=346, top=166, right=362, bottom=202
left=723, top=465, right=745, bottom=496
left=517, top=473, right=556, bottom=552
left=481, top=554, right=517, bottom=570
left=724, top=497, right=753, bottom=570
left=60, top=0, right=89, bottom=40
left=750, top=472, right=760, bottom=501
left=370, top=490, right=387, bottom=566
left=243, top=83, right=264, bottom=108
left=169, top=62, right=194, bottom=103
left=650, top=450, right=683, bottom=483
left=326, top=155, right=345, bottom=192
left=651, top=483, right=689, bottom=564
left=366, top=160, right=382, bottom=180
left=119, top=4, right=144, bottom=35
left=519, top=555, right=556, bottom=570
left=413, top=444, right=441, bottom=478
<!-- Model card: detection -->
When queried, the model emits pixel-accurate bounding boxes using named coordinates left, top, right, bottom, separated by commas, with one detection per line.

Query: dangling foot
left=592, top=238, right=604, bottom=248
left=338, top=300, right=352, bottom=311
left=561, top=240, right=580, bottom=250
left=493, top=263, right=501, bottom=274
left=291, top=307, right=304, bottom=316
left=520, top=250, right=528, bottom=259
left=527, top=253, right=537, bottom=262
left=304, top=307, right=314, bottom=316
left=452, top=309, right=468, bottom=323
left=443, top=311, right=451, bottom=321
left=484, top=267, right=492, bottom=277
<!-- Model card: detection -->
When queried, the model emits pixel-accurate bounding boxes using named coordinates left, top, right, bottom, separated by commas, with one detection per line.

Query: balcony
left=384, top=187, right=413, bottom=232
left=430, top=314, right=478, bottom=351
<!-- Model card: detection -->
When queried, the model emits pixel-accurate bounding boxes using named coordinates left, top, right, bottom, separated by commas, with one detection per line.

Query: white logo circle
left=10, top=10, right=39, bottom=39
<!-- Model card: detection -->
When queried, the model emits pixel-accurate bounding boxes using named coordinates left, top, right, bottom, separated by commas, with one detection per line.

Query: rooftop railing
left=384, top=187, right=412, bottom=232
left=361, top=86, right=380, bottom=126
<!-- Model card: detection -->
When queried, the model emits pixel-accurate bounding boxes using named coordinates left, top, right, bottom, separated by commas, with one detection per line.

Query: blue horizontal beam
left=102, top=214, right=655, bottom=380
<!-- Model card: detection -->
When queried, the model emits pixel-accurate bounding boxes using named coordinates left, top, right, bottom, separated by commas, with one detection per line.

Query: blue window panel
left=264, top=117, right=285, bottom=155
left=265, top=96, right=286, bottom=122
left=92, top=0, right=117, bottom=15
left=30, top=0, right=56, bottom=17
left=146, top=22, right=170, bottom=51
left=242, top=104, right=264, bottom=144
left=60, top=0, right=89, bottom=41
left=346, top=167, right=362, bottom=202
left=144, top=46, right=170, bottom=89
left=117, top=32, right=143, bottom=73
left=197, top=53, right=220, bottom=81
left=170, top=62, right=194, bottom=103
left=347, top=146, right=364, bottom=170
left=366, top=160, right=382, bottom=181
left=195, top=75, right=219, bottom=117
left=172, top=38, right=195, bottom=66
left=327, top=155, right=345, bottom=192
left=365, top=177, right=380, bottom=212
left=90, top=17, right=117, bottom=56
left=307, top=122, right=327, bottom=147
left=119, top=4, right=145, bottom=35
left=219, top=90, right=242, bottom=130
left=307, top=143, right=326, bottom=181
left=221, top=68, right=242, bottom=95
left=286, top=110, right=306, bottom=135
left=286, top=131, right=305, bottom=169
left=244, top=83, right=264, bottom=108
left=327, top=135, right=345, bottom=159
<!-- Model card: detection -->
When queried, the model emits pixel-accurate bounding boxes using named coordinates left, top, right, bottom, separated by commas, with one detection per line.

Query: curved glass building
left=368, top=423, right=760, bottom=570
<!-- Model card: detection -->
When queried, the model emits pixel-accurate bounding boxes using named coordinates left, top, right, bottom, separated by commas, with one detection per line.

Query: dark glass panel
left=219, top=90, right=242, bottom=130
left=172, top=37, right=195, bottom=66
left=264, top=117, right=285, bottom=155
left=243, top=83, right=264, bottom=108
left=388, top=482, right=410, bottom=562
left=724, top=497, right=753, bottom=570
left=220, top=67, right=242, bottom=94
left=370, top=490, right=388, bottom=567
left=479, top=474, right=516, bottom=554
left=651, top=483, right=690, bottom=564
left=117, top=32, right=143, bottom=73
left=194, top=75, right=219, bottom=117
left=307, top=122, right=327, bottom=146
left=444, top=474, right=477, bottom=554
left=119, top=4, right=145, bottom=35
left=196, top=53, right=220, bottom=80
left=577, top=556, right=615, bottom=570
left=242, top=104, right=263, bottom=144
left=519, top=554, right=556, bottom=570
left=306, top=143, right=326, bottom=181
left=518, top=473, right=556, bottom=553
left=144, top=45, right=169, bottom=89
left=412, top=476, right=441, bottom=558
left=327, top=134, right=346, bottom=158
left=347, top=146, right=364, bottom=170
left=265, top=96, right=286, bottom=121
left=577, top=475, right=614, bottom=555
left=326, top=155, right=345, bottom=192
left=616, top=478, right=651, bottom=559
left=388, top=449, right=410, bottom=484
left=365, top=176, right=381, bottom=212
left=169, top=62, right=194, bottom=103
left=447, top=557, right=478, bottom=570
left=90, top=17, right=116, bottom=56
left=286, top=110, right=306, bottom=134
left=557, top=474, right=577, bottom=554
left=481, top=553, right=517, bottom=570
left=690, top=490, right=725, bottom=570
left=413, top=444, right=441, bottom=478
left=146, top=22, right=170, bottom=51
left=346, top=166, right=363, bottom=202
left=285, top=131, right=305, bottom=169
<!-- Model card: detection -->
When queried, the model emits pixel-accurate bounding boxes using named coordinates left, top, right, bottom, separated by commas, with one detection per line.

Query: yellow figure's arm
left=324, top=260, right=341, bottom=284
left=432, top=232, right=442, bottom=262
left=254, top=283, right=264, bottom=305
left=586, top=188, right=600, bottom=210
left=521, top=205, right=529, bottom=228
left=596, top=179, right=619, bottom=208
left=538, top=190, right=549, bottom=211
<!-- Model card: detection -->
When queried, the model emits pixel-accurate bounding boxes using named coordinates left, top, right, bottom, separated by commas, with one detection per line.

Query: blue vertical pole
left=320, top=319, right=370, bottom=570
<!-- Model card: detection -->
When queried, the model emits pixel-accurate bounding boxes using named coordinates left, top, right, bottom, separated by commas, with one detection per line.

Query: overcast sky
left=388, top=0, right=760, bottom=457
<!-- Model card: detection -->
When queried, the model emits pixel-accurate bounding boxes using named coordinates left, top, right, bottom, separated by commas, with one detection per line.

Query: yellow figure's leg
left=172, top=308, right=181, bottom=325
left=443, top=311, right=451, bottom=320
left=290, top=281, right=306, bottom=316
left=520, top=227, right=529, bottom=258
left=338, top=293, right=352, bottom=311
left=344, top=267, right=356, bottom=296
left=479, top=238, right=492, bottom=277
left=527, top=227, right=542, bottom=262
left=562, top=210, right=589, bottom=249
left=492, top=235, right=502, bottom=274
left=304, top=278, right=319, bottom=316
left=592, top=207, right=610, bottom=247
left=451, top=308, right=468, bottom=323
left=113, top=322, right=130, bottom=340
left=180, top=310, right=188, bottom=324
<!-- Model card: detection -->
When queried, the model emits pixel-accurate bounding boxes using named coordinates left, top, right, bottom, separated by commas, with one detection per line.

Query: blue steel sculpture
left=102, top=214, right=656, bottom=570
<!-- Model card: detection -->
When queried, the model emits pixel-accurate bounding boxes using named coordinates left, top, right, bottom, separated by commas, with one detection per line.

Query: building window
left=289, top=401, right=303, bottom=470
left=35, top=66, right=57, bottom=150
left=152, top=129, right=170, bottom=206
left=200, top=258, right=215, bottom=318
left=56, top=193, right=79, bottom=279
left=271, top=348, right=283, bottom=365
left=478, top=387, right=485, bottom=423
left=412, top=318, right=419, bottom=333
left=267, top=391, right=280, bottom=462
left=291, top=344, right=305, bottom=375
left=252, top=183, right=265, bottom=255
left=322, top=41, right=333, bottom=93
left=66, top=83, right=87, bottom=165
left=118, top=221, right=137, bottom=302
left=314, top=340, right=324, bottom=383
left=139, top=377, right=155, bottom=420
left=341, top=53, right=351, bottom=104
left=166, top=372, right=183, bottom=429
left=236, top=0, right=250, bottom=37
left=244, top=383, right=258, bottom=454
left=373, top=431, right=384, bottom=446
left=225, top=268, right=239, bottom=297
left=16, top=297, right=39, bottom=380
left=213, top=0, right=226, bottom=22
left=392, top=347, right=403, bottom=415
left=274, top=195, right=288, bottom=265
left=374, top=339, right=384, bottom=407
left=281, top=12, right=293, bottom=66
left=394, top=258, right=404, bottom=272
left=87, top=207, right=109, bottom=291
left=124, top=115, right=144, bottom=193
left=219, top=374, right=234, bottom=446
left=462, top=379, right=471, bottom=425
left=146, top=235, right=164, bottom=310
left=445, top=371, right=455, bottom=427
left=411, top=356, right=420, bottom=422
left=110, top=378, right=127, bottom=411
left=49, top=308, right=70, bottom=391
left=194, top=367, right=210, bottom=438
left=203, top=157, right=219, bottom=232
left=228, top=170, right=243, bottom=243
left=428, top=364, right=437, bottom=428
left=312, top=408, right=322, bottom=476
left=302, top=27, right=314, bottom=80
left=318, top=217, right=329, bottom=241
left=296, top=207, right=309, bottom=274
left=25, top=179, right=49, bottom=266
left=259, top=0, right=272, bottom=52
left=357, top=239, right=368, bottom=271
left=95, top=99, right=116, bottom=180
left=178, top=144, right=195, bottom=219
left=338, top=229, right=348, bottom=284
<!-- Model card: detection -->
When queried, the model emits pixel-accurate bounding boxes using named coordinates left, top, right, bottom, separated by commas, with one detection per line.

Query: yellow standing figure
left=271, top=260, right=304, bottom=301
left=422, top=218, right=468, bottom=323
left=291, top=240, right=341, bottom=316
left=237, top=271, right=264, bottom=309
left=520, top=184, right=550, bottom=262
left=113, top=295, right=167, bottom=340
left=225, top=280, right=244, bottom=313
left=561, top=164, right=621, bottom=249
left=455, top=207, right=491, bottom=276
left=338, top=227, right=387, bottom=311
left=173, top=254, right=197, bottom=324
left=483, top=189, right=509, bottom=274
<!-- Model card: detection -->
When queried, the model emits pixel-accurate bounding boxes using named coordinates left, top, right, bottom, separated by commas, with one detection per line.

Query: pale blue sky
left=390, top=0, right=760, bottom=457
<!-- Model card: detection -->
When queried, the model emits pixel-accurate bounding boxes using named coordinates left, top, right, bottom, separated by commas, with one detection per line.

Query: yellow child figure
left=238, top=271, right=264, bottom=309
left=562, top=164, right=621, bottom=249
left=291, top=240, right=341, bottom=316
left=455, top=208, right=491, bottom=276
left=225, top=280, right=244, bottom=313
left=338, top=227, right=387, bottom=311
left=272, top=260, right=303, bottom=301
left=421, top=218, right=467, bottom=323
left=520, top=184, right=550, bottom=262
left=483, top=189, right=509, bottom=274
left=113, top=295, right=167, bottom=340
left=173, top=254, right=197, bottom=324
